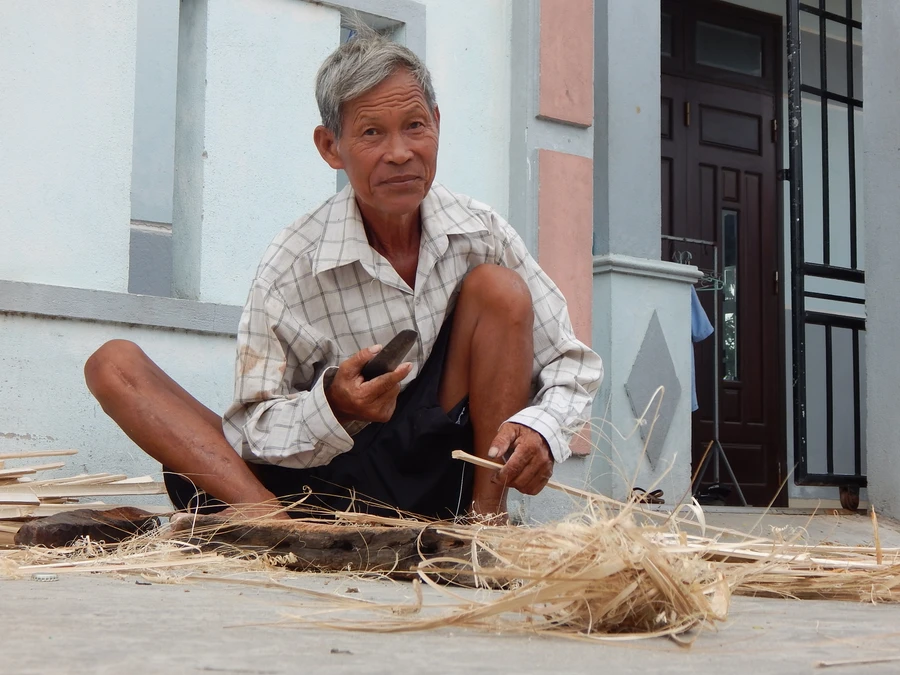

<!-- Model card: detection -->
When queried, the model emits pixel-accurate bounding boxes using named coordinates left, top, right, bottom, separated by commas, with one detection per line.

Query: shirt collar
left=311, top=184, right=376, bottom=276
left=312, top=181, right=490, bottom=276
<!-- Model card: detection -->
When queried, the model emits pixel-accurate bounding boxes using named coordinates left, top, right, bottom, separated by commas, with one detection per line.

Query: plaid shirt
left=223, top=183, right=603, bottom=468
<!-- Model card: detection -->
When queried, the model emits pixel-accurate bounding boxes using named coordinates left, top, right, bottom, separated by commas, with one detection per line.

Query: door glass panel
left=662, top=13, right=673, bottom=57
left=695, top=21, right=763, bottom=77
left=722, top=209, right=739, bottom=381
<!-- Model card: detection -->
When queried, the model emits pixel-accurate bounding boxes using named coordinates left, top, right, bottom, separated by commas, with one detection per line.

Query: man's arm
left=223, top=282, right=361, bottom=468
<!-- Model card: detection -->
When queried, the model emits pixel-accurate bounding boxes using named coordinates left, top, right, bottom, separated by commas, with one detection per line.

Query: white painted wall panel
left=132, top=0, right=180, bottom=225
left=0, top=314, right=236, bottom=505
left=0, top=1, right=136, bottom=293
left=173, top=0, right=340, bottom=305
left=421, top=0, right=512, bottom=217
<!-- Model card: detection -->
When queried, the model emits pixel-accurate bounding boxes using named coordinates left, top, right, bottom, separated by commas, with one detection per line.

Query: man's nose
left=384, top=133, right=413, bottom=164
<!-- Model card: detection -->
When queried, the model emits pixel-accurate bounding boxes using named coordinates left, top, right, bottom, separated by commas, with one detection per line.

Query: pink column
left=539, top=0, right=594, bottom=126
left=536, top=0, right=595, bottom=455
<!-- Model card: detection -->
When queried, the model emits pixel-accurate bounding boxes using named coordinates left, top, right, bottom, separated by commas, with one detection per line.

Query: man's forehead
left=344, top=81, right=432, bottom=124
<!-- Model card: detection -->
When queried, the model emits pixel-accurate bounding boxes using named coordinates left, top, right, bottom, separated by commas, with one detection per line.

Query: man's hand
left=488, top=422, right=554, bottom=495
left=325, top=345, right=412, bottom=424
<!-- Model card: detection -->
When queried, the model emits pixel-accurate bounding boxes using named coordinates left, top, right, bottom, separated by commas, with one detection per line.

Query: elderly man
left=84, top=27, right=602, bottom=520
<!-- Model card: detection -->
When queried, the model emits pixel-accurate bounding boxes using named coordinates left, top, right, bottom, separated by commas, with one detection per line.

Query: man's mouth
left=382, top=175, right=421, bottom=185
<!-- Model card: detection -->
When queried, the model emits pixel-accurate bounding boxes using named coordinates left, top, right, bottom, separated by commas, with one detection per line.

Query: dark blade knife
left=361, top=329, right=418, bottom=381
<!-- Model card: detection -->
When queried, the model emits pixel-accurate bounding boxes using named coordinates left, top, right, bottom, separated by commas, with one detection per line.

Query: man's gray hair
left=315, top=22, right=437, bottom=137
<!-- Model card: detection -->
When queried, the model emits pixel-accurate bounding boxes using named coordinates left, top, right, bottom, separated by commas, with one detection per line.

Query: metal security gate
left=786, top=0, right=866, bottom=505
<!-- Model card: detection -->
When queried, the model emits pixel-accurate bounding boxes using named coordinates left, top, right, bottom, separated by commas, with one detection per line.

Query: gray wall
left=863, top=0, right=900, bottom=518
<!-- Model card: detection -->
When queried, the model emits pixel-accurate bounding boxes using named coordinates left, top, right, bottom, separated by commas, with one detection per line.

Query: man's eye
left=363, top=128, right=378, bottom=136
left=409, top=121, right=423, bottom=130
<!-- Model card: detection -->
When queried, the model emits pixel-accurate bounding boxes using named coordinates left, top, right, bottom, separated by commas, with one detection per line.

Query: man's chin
left=370, top=187, right=428, bottom=216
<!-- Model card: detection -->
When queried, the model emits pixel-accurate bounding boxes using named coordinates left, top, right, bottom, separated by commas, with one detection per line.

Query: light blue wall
left=131, top=0, right=179, bottom=225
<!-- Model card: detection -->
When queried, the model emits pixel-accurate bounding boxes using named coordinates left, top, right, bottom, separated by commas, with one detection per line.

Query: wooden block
left=171, top=515, right=471, bottom=576
left=14, top=507, right=161, bottom=547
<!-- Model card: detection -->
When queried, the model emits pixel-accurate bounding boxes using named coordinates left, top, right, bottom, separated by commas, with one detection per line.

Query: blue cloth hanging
left=691, top=285, right=714, bottom=412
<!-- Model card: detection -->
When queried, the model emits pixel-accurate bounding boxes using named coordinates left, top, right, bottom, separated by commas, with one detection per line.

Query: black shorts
left=164, top=315, right=475, bottom=520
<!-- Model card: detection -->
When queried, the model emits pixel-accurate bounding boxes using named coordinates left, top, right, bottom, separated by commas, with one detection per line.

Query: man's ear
left=433, top=105, right=441, bottom=132
left=313, top=126, right=344, bottom=170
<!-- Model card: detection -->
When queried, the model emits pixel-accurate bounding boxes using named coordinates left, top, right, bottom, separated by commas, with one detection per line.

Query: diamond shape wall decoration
left=624, top=311, right=682, bottom=469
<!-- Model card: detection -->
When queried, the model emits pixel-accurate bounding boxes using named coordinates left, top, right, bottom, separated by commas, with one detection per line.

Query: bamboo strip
left=0, top=462, right=66, bottom=479
left=451, top=451, right=621, bottom=506
left=0, top=482, right=166, bottom=498
left=27, top=474, right=128, bottom=487
left=0, top=492, right=41, bottom=505
left=0, top=449, right=78, bottom=461
left=0, top=502, right=173, bottom=519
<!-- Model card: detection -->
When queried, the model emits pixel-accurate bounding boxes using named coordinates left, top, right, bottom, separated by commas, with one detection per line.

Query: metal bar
left=801, top=473, right=868, bottom=486
left=825, top=324, right=834, bottom=474
left=852, top=329, right=862, bottom=475
left=787, top=0, right=809, bottom=484
left=798, top=2, right=861, bottom=29
left=803, top=291, right=865, bottom=304
left=660, top=234, right=716, bottom=247
left=799, top=85, right=863, bottom=109
left=802, top=262, right=865, bottom=283
left=804, top=311, right=866, bottom=330
left=846, top=0, right=858, bottom=269
left=716, top=441, right=748, bottom=506
left=819, top=1, right=831, bottom=266
left=712, top=246, right=721, bottom=484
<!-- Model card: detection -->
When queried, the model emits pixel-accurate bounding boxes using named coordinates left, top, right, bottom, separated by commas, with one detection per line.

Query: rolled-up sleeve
left=493, top=217, right=604, bottom=463
left=222, top=282, right=354, bottom=469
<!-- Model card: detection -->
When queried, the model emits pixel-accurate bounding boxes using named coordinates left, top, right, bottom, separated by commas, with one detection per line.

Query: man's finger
left=513, top=453, right=552, bottom=495
left=488, top=424, right=519, bottom=460
left=365, top=362, right=412, bottom=397
left=496, top=442, right=530, bottom=485
left=509, top=448, right=544, bottom=493
left=344, top=345, right=383, bottom=377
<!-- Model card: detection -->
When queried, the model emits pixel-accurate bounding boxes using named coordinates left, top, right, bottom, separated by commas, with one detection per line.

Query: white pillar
left=0, top=1, right=137, bottom=293
left=863, top=0, right=900, bottom=518
left=591, top=0, right=697, bottom=502
left=172, top=0, right=340, bottom=305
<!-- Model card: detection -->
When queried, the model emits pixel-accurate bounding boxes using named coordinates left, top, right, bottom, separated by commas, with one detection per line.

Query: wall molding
left=0, top=280, right=241, bottom=336
left=592, top=254, right=702, bottom=284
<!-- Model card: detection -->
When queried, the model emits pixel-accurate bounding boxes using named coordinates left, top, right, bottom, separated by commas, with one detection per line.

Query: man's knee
left=460, top=264, right=533, bottom=323
left=84, top=339, right=147, bottom=400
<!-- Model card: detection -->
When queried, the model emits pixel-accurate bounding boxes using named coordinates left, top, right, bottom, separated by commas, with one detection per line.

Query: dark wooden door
left=662, top=75, right=785, bottom=506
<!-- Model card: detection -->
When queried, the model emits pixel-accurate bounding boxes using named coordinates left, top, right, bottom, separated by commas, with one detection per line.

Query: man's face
left=315, top=69, right=440, bottom=221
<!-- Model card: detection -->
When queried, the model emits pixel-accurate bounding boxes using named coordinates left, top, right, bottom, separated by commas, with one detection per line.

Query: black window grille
left=786, top=0, right=866, bottom=490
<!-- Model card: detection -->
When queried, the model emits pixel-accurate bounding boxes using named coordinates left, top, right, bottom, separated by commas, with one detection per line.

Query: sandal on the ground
left=631, top=487, right=665, bottom=504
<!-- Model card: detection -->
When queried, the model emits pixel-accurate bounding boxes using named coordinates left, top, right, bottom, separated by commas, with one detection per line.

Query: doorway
left=661, top=0, right=786, bottom=506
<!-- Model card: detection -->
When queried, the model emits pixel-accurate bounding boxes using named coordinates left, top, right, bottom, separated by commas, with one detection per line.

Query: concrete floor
left=4, top=511, right=900, bottom=675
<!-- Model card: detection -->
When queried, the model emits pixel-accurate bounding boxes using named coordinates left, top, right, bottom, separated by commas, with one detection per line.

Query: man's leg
left=438, top=265, right=534, bottom=515
left=84, top=340, right=286, bottom=517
